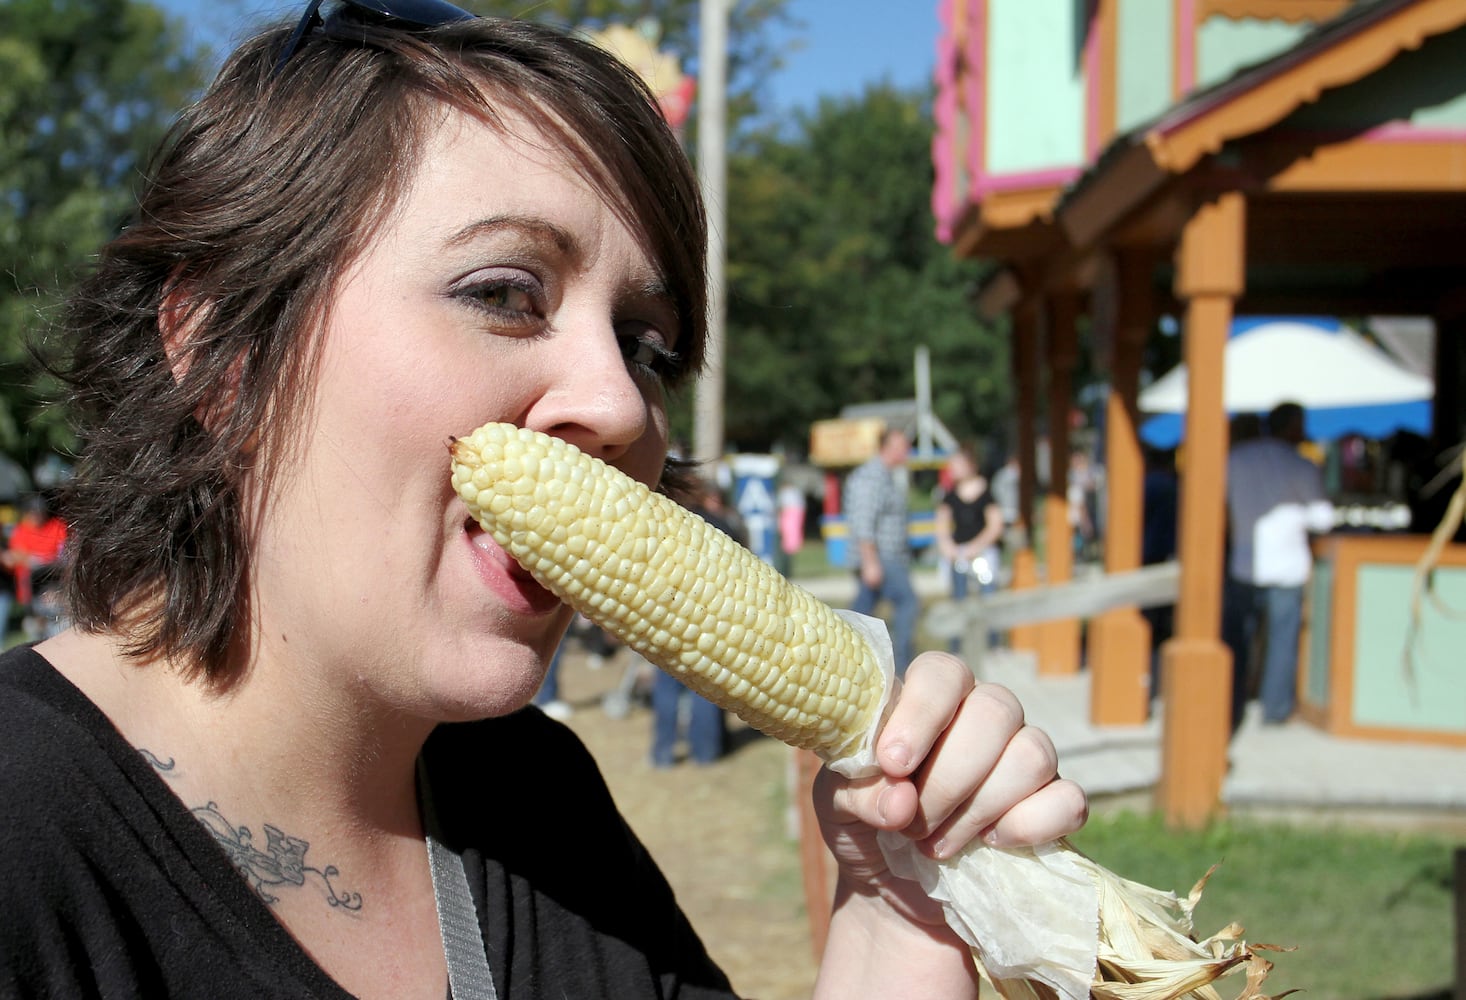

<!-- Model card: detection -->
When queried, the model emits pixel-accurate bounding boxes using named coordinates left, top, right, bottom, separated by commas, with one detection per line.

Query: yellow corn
left=449, top=422, right=885, bottom=762
left=448, top=421, right=1286, bottom=1000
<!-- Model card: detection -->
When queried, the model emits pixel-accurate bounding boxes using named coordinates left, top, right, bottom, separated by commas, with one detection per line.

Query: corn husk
left=841, top=609, right=1292, bottom=1000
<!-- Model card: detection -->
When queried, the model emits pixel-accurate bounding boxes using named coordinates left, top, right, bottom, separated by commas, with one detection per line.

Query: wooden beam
left=1150, top=0, right=1466, bottom=175
left=1262, top=137, right=1466, bottom=194
left=1157, top=191, right=1246, bottom=828
left=1038, top=292, right=1081, bottom=676
left=921, top=561, right=1180, bottom=641
left=1009, top=301, right=1042, bottom=658
left=1090, top=249, right=1157, bottom=725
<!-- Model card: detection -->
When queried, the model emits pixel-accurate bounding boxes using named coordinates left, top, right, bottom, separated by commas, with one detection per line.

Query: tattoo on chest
left=141, top=749, right=364, bottom=912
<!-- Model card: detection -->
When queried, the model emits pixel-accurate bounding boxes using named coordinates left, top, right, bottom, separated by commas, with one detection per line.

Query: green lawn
left=1070, top=811, right=1458, bottom=1000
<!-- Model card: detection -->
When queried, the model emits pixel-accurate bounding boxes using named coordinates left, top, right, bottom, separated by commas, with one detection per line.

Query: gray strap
left=419, top=758, right=498, bottom=1000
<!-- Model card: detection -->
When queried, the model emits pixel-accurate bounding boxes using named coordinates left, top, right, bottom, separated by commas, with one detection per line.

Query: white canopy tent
left=1138, top=317, right=1433, bottom=446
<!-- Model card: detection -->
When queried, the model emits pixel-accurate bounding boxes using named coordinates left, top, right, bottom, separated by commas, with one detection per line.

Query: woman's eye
left=620, top=329, right=682, bottom=381
left=454, top=271, right=544, bottom=323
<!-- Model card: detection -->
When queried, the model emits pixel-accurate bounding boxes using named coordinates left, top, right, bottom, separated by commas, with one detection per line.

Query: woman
left=935, top=450, right=1005, bottom=598
left=0, top=4, right=1086, bottom=998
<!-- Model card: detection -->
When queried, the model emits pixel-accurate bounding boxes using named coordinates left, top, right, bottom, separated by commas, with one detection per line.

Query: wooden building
left=932, top=0, right=1466, bottom=825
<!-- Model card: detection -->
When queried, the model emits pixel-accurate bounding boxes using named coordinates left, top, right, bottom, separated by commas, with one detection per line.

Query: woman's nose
left=524, top=333, right=650, bottom=462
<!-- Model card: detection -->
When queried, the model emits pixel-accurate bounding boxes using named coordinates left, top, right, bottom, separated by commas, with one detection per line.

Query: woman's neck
left=39, top=627, right=430, bottom=846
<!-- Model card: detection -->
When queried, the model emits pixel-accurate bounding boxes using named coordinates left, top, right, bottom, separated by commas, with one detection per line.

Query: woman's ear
left=158, top=278, right=205, bottom=384
left=159, top=282, right=244, bottom=438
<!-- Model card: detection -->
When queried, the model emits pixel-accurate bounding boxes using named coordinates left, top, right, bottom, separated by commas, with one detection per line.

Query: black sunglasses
left=274, top=0, right=477, bottom=75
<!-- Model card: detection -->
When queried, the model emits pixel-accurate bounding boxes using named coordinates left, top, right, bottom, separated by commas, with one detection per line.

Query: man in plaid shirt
left=843, top=427, right=918, bottom=676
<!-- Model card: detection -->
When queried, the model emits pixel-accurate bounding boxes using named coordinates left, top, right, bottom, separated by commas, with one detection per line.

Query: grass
left=1070, top=810, right=1458, bottom=1000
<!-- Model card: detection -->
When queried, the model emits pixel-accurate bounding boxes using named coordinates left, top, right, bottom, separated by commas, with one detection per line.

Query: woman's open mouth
left=463, top=519, right=564, bottom=616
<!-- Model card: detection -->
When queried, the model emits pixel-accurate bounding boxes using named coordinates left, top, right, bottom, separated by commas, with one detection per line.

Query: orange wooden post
left=1157, top=192, right=1245, bottom=828
left=1038, top=292, right=1081, bottom=676
left=795, top=748, right=832, bottom=958
left=1089, top=251, right=1155, bottom=725
left=1009, top=301, right=1042, bottom=656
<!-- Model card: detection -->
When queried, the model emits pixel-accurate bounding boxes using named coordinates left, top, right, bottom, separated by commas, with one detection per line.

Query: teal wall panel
left=1197, top=18, right=1308, bottom=89
left=986, top=0, right=1087, bottom=174
left=1352, top=564, right=1466, bottom=733
left=1116, top=0, right=1173, bottom=132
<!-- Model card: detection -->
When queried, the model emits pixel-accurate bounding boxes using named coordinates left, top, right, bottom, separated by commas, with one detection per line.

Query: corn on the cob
left=449, top=422, right=886, bottom=763
left=449, top=421, right=1286, bottom=1000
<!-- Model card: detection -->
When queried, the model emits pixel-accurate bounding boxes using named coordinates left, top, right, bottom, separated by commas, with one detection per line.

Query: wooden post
left=1038, top=292, right=1081, bottom=676
left=1010, top=301, right=1042, bottom=657
left=1455, top=846, right=1466, bottom=1000
left=795, top=748, right=832, bottom=958
left=1158, top=191, right=1245, bottom=828
left=1090, top=250, right=1155, bottom=725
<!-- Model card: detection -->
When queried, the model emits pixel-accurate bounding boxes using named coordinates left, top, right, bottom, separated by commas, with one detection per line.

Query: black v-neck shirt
left=0, top=645, right=736, bottom=998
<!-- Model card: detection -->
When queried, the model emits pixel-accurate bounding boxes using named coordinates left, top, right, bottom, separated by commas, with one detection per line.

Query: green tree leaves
left=0, top=0, right=209, bottom=462
left=718, top=84, right=1009, bottom=455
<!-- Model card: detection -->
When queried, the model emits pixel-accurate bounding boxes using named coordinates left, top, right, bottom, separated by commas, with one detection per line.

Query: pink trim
left=1084, top=0, right=1102, bottom=160
left=1176, top=0, right=1196, bottom=95
left=971, top=166, right=1081, bottom=199
left=932, top=0, right=960, bottom=240
left=966, top=0, right=988, bottom=204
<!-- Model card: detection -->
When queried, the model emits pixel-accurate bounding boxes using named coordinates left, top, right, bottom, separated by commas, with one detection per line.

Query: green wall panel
left=1116, top=0, right=1173, bottom=133
left=1197, top=18, right=1308, bottom=89
left=1352, top=564, right=1466, bottom=733
left=986, top=0, right=1087, bottom=174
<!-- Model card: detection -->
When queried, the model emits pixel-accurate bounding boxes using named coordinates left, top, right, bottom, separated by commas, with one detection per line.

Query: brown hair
left=54, top=13, right=707, bottom=680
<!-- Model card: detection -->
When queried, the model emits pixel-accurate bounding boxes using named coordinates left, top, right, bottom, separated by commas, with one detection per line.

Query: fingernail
left=931, top=836, right=950, bottom=859
left=982, top=827, right=1003, bottom=848
left=876, top=786, right=895, bottom=822
left=884, top=741, right=911, bottom=772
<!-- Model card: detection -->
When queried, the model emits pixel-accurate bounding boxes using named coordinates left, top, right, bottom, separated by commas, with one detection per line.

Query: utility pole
left=693, top=0, right=729, bottom=467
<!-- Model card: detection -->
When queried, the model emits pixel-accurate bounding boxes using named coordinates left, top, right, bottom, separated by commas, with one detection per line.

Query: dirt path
left=550, top=643, right=821, bottom=1000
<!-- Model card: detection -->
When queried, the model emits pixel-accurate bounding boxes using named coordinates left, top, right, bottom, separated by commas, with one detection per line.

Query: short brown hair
left=54, top=13, right=707, bottom=680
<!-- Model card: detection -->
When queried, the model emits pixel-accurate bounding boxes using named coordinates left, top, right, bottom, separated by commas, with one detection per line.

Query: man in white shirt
left=1223, top=402, right=1334, bottom=727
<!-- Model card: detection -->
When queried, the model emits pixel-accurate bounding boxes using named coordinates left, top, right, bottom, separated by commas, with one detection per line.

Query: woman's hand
left=813, top=651, right=1088, bottom=934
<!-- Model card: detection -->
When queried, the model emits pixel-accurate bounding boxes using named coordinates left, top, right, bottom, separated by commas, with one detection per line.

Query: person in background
left=3, top=494, right=68, bottom=637
left=650, top=478, right=740, bottom=768
left=1140, top=446, right=1178, bottom=702
left=1223, top=401, right=1334, bottom=729
left=0, top=5, right=1086, bottom=998
left=934, top=449, right=1004, bottom=653
left=776, top=477, right=806, bottom=574
left=843, top=427, right=919, bottom=676
left=1067, top=450, right=1102, bottom=562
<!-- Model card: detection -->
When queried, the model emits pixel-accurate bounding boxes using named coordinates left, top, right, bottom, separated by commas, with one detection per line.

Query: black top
left=0, top=645, right=736, bottom=999
left=940, top=488, right=997, bottom=546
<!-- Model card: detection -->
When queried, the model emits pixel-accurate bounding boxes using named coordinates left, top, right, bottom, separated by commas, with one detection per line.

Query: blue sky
left=156, top=0, right=938, bottom=116
left=764, top=0, right=937, bottom=112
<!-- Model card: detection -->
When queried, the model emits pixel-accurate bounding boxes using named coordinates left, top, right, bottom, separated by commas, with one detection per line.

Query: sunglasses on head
left=274, top=0, right=477, bottom=75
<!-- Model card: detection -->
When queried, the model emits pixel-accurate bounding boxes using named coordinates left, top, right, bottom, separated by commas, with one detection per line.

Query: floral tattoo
left=142, top=749, right=363, bottom=912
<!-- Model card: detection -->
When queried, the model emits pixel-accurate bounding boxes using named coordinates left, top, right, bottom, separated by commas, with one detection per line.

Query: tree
left=0, top=0, right=210, bottom=465
left=708, top=83, right=1010, bottom=457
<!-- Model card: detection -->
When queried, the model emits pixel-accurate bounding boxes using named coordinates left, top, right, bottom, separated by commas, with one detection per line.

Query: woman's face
left=247, top=106, right=679, bottom=721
